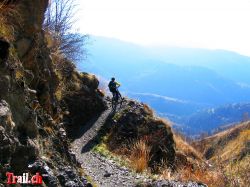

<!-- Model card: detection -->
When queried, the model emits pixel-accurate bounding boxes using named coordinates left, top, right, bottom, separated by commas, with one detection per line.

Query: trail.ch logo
left=6, top=172, right=42, bottom=185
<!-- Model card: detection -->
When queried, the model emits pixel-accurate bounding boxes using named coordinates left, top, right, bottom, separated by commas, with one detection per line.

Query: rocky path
left=71, top=104, right=207, bottom=187
left=71, top=108, right=151, bottom=187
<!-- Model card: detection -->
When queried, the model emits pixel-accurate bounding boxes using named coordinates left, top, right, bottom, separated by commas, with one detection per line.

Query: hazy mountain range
left=78, top=36, right=250, bottom=135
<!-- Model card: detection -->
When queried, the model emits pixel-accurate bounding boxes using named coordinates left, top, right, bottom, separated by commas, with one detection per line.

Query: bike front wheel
left=111, top=97, right=117, bottom=110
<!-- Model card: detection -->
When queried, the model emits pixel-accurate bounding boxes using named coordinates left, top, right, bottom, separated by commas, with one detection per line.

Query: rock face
left=16, top=0, right=48, bottom=34
left=0, top=101, right=18, bottom=165
left=62, top=70, right=106, bottom=137
left=0, top=0, right=105, bottom=186
left=106, top=99, right=176, bottom=170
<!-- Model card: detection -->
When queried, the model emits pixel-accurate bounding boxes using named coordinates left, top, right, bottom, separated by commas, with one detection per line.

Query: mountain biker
left=108, top=77, right=122, bottom=101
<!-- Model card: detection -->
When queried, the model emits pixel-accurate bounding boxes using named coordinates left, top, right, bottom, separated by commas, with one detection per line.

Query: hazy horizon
left=76, top=0, right=250, bottom=57
left=87, top=35, right=250, bottom=58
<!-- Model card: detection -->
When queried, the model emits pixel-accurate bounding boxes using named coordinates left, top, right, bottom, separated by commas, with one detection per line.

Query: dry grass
left=160, top=134, right=226, bottom=186
left=192, top=121, right=250, bottom=159
left=230, top=155, right=250, bottom=186
left=174, top=134, right=203, bottom=161
left=208, top=126, right=250, bottom=162
left=173, top=166, right=226, bottom=187
left=210, top=121, right=249, bottom=140
left=214, top=155, right=250, bottom=187
left=170, top=131, right=248, bottom=187
left=217, top=130, right=249, bottom=161
left=191, top=122, right=250, bottom=187
left=103, top=122, right=249, bottom=187
left=106, top=137, right=153, bottom=173
left=129, top=139, right=152, bottom=173
left=158, top=156, right=225, bottom=186
left=158, top=168, right=173, bottom=180
left=156, top=150, right=249, bottom=187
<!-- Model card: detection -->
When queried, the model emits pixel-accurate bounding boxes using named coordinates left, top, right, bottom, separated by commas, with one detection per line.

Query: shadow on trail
left=80, top=109, right=116, bottom=153
left=71, top=112, right=104, bottom=140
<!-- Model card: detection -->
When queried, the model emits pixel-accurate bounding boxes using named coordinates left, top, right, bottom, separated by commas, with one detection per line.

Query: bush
left=129, top=139, right=151, bottom=173
left=44, top=0, right=88, bottom=62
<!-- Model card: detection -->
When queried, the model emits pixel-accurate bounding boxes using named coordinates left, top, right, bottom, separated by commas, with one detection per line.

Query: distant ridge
left=80, top=35, right=250, bottom=134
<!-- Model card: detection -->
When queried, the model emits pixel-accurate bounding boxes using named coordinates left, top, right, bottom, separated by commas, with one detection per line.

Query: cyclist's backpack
left=108, top=81, right=116, bottom=92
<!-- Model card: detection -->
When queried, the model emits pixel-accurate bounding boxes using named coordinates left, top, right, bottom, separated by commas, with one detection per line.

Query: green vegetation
left=92, top=135, right=130, bottom=168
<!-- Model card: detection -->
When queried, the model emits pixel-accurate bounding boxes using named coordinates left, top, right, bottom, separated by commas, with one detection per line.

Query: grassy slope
left=193, top=121, right=250, bottom=186
left=193, top=121, right=250, bottom=161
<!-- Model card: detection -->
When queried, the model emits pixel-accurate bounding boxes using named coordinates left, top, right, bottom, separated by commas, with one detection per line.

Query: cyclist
left=108, top=77, right=122, bottom=101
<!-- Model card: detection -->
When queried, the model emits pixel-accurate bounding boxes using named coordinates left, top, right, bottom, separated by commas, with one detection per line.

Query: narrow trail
left=71, top=107, right=150, bottom=187
left=71, top=103, right=207, bottom=187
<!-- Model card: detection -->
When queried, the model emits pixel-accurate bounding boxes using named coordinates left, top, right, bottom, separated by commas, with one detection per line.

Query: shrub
left=129, top=139, right=152, bottom=173
left=44, top=0, right=88, bottom=62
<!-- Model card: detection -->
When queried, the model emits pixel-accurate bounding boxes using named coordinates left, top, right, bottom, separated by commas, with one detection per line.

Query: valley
left=79, top=36, right=250, bottom=135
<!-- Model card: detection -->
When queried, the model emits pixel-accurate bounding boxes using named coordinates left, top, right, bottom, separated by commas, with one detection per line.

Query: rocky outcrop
left=0, top=99, right=39, bottom=177
left=106, top=99, right=175, bottom=170
left=61, top=70, right=106, bottom=137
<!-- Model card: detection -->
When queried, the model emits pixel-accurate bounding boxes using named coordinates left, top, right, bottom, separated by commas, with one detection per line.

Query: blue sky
left=75, top=0, right=250, bottom=56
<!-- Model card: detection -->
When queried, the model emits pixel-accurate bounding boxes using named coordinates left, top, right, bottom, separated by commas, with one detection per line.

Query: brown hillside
left=193, top=121, right=250, bottom=186
left=193, top=121, right=250, bottom=162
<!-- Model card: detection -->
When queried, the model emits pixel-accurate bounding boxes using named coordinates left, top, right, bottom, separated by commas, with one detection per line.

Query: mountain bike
left=111, top=91, right=124, bottom=110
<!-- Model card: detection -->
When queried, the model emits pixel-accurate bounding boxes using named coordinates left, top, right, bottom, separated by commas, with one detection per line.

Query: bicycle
left=111, top=90, right=124, bottom=110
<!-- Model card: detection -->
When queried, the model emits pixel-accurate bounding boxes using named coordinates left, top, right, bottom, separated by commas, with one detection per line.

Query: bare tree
left=44, top=0, right=88, bottom=62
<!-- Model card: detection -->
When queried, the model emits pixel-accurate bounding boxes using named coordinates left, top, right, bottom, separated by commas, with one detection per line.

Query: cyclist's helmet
left=111, top=77, right=115, bottom=81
